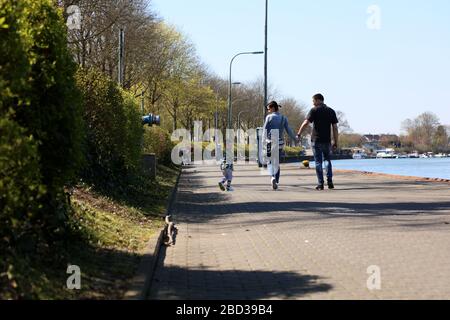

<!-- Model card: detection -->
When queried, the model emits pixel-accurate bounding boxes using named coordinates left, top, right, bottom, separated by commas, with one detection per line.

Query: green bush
left=1, top=0, right=84, bottom=297
left=1, top=0, right=84, bottom=232
left=22, top=0, right=84, bottom=191
left=1, top=0, right=83, bottom=221
left=122, top=91, right=144, bottom=174
left=0, top=0, right=32, bottom=113
left=0, top=115, right=45, bottom=241
left=285, top=146, right=303, bottom=157
left=77, top=69, right=143, bottom=190
left=143, top=126, right=174, bottom=165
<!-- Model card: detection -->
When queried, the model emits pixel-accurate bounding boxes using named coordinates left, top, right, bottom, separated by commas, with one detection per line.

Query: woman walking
left=263, top=101, right=298, bottom=190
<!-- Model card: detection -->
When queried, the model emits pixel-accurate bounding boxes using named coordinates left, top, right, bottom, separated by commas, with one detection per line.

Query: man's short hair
left=313, top=93, right=324, bottom=102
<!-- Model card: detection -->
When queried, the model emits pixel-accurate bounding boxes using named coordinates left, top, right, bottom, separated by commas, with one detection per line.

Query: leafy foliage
left=1, top=0, right=83, bottom=234
left=1, top=0, right=83, bottom=297
left=76, top=68, right=144, bottom=191
left=0, top=116, right=45, bottom=245
left=143, top=126, right=174, bottom=165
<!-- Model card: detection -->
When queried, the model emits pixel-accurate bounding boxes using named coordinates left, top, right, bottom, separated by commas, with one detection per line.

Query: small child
left=218, top=159, right=233, bottom=191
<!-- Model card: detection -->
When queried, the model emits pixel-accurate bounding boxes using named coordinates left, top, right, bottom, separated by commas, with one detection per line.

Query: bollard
left=142, top=154, right=156, bottom=180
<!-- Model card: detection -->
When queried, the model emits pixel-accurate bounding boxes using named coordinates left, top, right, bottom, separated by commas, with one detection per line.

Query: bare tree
left=402, top=112, right=441, bottom=152
left=336, top=111, right=353, bottom=134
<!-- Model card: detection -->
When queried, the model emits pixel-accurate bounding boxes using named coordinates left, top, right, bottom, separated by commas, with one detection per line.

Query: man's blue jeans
left=312, top=142, right=333, bottom=185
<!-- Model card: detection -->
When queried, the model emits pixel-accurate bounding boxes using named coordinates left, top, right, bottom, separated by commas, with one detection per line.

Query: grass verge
left=0, top=164, right=179, bottom=299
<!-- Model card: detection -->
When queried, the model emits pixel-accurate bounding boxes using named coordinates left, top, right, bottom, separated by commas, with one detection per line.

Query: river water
left=318, top=158, right=450, bottom=180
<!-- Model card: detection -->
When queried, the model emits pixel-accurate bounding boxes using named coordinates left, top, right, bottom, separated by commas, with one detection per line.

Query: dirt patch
left=335, top=169, right=450, bottom=184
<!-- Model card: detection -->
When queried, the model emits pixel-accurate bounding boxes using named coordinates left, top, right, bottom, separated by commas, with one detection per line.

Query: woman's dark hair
left=267, top=101, right=279, bottom=111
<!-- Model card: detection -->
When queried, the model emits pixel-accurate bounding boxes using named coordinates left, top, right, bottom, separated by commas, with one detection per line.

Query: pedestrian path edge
left=124, top=166, right=182, bottom=300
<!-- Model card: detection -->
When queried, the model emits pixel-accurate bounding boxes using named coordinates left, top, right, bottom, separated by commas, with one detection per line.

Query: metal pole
left=227, top=52, right=263, bottom=130
left=238, top=111, right=247, bottom=131
left=264, top=0, right=268, bottom=120
left=141, top=91, right=145, bottom=115
left=226, top=51, right=263, bottom=164
left=227, top=55, right=237, bottom=130
left=118, top=28, right=124, bottom=87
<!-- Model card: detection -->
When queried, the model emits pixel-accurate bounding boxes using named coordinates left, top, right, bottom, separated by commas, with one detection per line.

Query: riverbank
left=282, top=154, right=353, bottom=163
left=334, top=169, right=450, bottom=184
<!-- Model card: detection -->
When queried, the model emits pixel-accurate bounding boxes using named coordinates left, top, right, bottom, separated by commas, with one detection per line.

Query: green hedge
left=76, top=69, right=143, bottom=191
left=284, top=146, right=303, bottom=157
left=0, top=0, right=83, bottom=235
left=1, top=0, right=84, bottom=297
left=0, top=0, right=178, bottom=298
left=5, top=0, right=85, bottom=191
left=143, top=126, right=175, bottom=165
left=0, top=0, right=31, bottom=112
left=0, top=116, right=45, bottom=243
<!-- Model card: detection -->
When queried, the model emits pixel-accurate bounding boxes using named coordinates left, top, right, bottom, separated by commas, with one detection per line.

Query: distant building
left=362, top=134, right=400, bottom=154
left=362, top=134, right=380, bottom=154
left=363, top=134, right=380, bottom=142
left=379, top=134, right=401, bottom=148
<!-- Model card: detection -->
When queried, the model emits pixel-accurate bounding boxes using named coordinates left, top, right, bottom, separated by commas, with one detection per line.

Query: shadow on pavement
left=175, top=189, right=450, bottom=218
left=173, top=193, right=450, bottom=232
left=148, top=245, right=332, bottom=300
left=172, top=167, right=450, bottom=232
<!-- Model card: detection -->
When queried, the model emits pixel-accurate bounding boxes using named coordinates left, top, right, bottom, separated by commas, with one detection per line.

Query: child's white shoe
left=271, top=177, right=278, bottom=190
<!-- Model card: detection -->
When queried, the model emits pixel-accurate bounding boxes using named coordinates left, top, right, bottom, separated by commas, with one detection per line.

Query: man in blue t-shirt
left=297, top=93, right=339, bottom=190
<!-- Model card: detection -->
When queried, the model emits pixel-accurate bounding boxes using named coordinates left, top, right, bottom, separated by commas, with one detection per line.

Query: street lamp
left=230, top=82, right=243, bottom=130
left=227, top=51, right=263, bottom=130
left=264, top=0, right=269, bottom=120
left=237, top=110, right=248, bottom=131
left=231, top=98, right=248, bottom=129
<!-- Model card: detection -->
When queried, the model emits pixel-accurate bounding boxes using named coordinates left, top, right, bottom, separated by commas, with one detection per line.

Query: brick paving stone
left=148, top=163, right=450, bottom=300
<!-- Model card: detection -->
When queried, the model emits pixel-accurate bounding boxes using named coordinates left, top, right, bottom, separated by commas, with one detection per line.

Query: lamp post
left=118, top=28, right=125, bottom=87
left=264, top=0, right=268, bottom=120
left=227, top=51, right=263, bottom=130
left=229, top=97, right=245, bottom=130
left=237, top=110, right=248, bottom=131
left=230, top=82, right=243, bottom=129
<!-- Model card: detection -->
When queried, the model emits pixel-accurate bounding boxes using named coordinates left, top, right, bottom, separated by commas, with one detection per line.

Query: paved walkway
left=148, top=163, right=450, bottom=300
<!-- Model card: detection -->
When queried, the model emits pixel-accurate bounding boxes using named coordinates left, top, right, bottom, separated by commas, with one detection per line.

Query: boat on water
left=408, top=152, right=420, bottom=158
left=376, top=148, right=396, bottom=159
left=420, top=152, right=435, bottom=158
left=352, top=149, right=368, bottom=159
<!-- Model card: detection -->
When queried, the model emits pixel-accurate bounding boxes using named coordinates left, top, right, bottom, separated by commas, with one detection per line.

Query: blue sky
left=151, top=0, right=450, bottom=134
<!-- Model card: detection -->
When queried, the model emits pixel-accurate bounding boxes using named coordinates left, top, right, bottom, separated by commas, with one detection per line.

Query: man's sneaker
left=328, top=181, right=335, bottom=189
left=218, top=182, right=226, bottom=191
left=226, top=186, right=233, bottom=192
left=315, top=184, right=324, bottom=191
left=271, top=177, right=278, bottom=190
